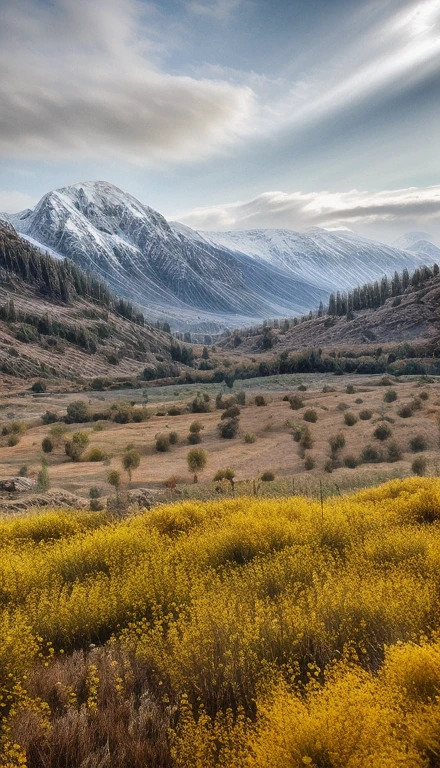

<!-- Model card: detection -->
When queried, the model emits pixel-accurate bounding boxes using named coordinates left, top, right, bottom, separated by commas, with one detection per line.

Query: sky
left=1, top=0, right=440, bottom=242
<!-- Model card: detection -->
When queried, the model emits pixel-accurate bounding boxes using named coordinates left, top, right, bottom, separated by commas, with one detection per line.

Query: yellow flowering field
left=2, top=478, right=440, bottom=766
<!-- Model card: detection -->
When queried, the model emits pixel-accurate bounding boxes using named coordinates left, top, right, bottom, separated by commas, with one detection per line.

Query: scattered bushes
left=374, top=423, right=392, bottom=441
left=221, top=405, right=240, bottom=420
left=359, top=409, right=373, bottom=420
left=187, top=447, right=207, bottom=482
left=244, top=432, right=256, bottom=444
left=236, top=391, right=246, bottom=405
left=410, top=435, right=428, bottom=453
left=87, top=447, right=108, bottom=462
left=304, top=455, right=315, bottom=470
left=261, top=470, right=275, bottom=481
left=155, top=434, right=171, bottom=452
left=31, top=380, right=46, bottom=393
left=412, top=456, right=427, bottom=476
left=191, top=393, right=211, bottom=413
left=344, top=455, right=358, bottom=468
left=213, top=468, right=235, bottom=486
left=346, top=384, right=355, bottom=394
left=289, top=394, right=303, bottom=410
left=66, top=400, right=90, bottom=423
left=7, top=434, right=19, bottom=447
left=41, top=436, right=54, bottom=453
left=337, top=402, right=349, bottom=411
left=384, top=389, right=398, bottom=403
left=386, top=442, right=403, bottom=462
left=65, top=431, right=89, bottom=461
left=360, top=444, right=383, bottom=463
left=344, top=412, right=358, bottom=426
left=255, top=395, right=267, bottom=407
left=188, top=432, right=202, bottom=445
left=167, top=406, right=182, bottom=416
left=122, top=449, right=140, bottom=481
left=303, top=409, right=318, bottom=423
left=169, top=431, right=179, bottom=446
left=42, top=410, right=58, bottom=425
left=329, top=433, right=346, bottom=456
left=419, top=391, right=429, bottom=401
left=218, top=419, right=239, bottom=439
left=398, top=404, right=414, bottom=418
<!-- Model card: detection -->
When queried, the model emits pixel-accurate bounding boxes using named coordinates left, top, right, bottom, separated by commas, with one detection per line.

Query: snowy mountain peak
left=5, top=180, right=430, bottom=331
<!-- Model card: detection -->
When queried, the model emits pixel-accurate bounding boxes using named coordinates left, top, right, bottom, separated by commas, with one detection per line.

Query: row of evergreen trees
left=327, top=263, right=439, bottom=317
left=0, top=226, right=146, bottom=325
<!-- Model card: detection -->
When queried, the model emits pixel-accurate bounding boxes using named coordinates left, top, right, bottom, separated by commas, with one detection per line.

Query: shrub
left=218, top=419, right=239, bottom=439
left=188, top=432, right=202, bottom=444
left=412, top=456, right=427, bottom=476
left=189, top=421, right=204, bottom=434
left=355, top=398, right=363, bottom=404
left=41, top=436, right=54, bottom=453
left=191, top=394, right=211, bottom=413
left=255, top=394, right=267, bottom=406
left=169, top=431, right=179, bottom=445
left=346, top=384, right=355, bottom=394
left=359, top=409, right=373, bottom=420
left=303, top=409, right=318, bottom=423
left=300, top=426, right=313, bottom=451
left=42, top=410, right=58, bottom=425
left=374, top=423, right=392, bottom=441
left=304, top=455, right=315, bottom=470
left=289, top=395, right=303, bottom=410
left=298, top=384, right=307, bottom=391
left=164, top=475, right=179, bottom=489
left=398, top=404, right=414, bottom=418
left=410, top=435, right=427, bottom=453
left=282, top=395, right=290, bottom=402
left=66, top=400, right=90, bottom=423
left=65, top=431, right=89, bottom=461
left=132, top=408, right=149, bottom=423
left=337, top=402, right=349, bottom=411
left=244, top=432, right=256, bottom=444
left=18, top=465, right=28, bottom=477
left=89, top=487, right=101, bottom=499
left=419, top=391, right=429, bottom=401
left=360, top=444, right=383, bottom=463
left=344, top=412, right=358, bottom=426
left=411, top=398, right=423, bottom=411
left=261, top=470, right=275, bottom=481
left=187, top=448, right=207, bottom=482
left=344, top=455, right=358, bottom=468
left=31, top=380, right=46, bottom=393
left=324, top=459, right=334, bottom=473
left=329, top=433, right=345, bottom=455
left=7, top=434, right=19, bottom=447
left=122, top=449, right=140, bottom=481
left=37, top=460, right=50, bottom=491
left=386, top=442, right=403, bottom=462
left=384, top=389, right=398, bottom=403
left=87, top=447, right=107, bottom=462
left=167, top=406, right=182, bottom=416
left=155, top=434, right=171, bottom=452
left=11, top=421, right=25, bottom=434
left=236, top=391, right=246, bottom=405
left=112, top=405, right=133, bottom=424
left=214, top=468, right=235, bottom=485
left=221, top=405, right=240, bottom=420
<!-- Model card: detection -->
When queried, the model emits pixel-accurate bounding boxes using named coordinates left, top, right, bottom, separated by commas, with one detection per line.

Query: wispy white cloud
left=175, top=185, right=440, bottom=233
left=0, top=0, right=254, bottom=163
left=185, top=0, right=243, bottom=20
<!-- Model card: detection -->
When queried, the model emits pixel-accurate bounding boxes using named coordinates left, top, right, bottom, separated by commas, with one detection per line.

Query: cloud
left=185, top=0, right=242, bottom=20
left=175, top=185, right=440, bottom=233
left=0, top=0, right=254, bottom=163
left=0, top=190, right=37, bottom=214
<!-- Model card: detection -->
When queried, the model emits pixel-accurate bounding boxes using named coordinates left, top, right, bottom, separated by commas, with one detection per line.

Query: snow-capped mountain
left=191, top=226, right=426, bottom=294
left=4, top=181, right=428, bottom=331
left=393, top=232, right=440, bottom=262
left=6, top=181, right=330, bottom=330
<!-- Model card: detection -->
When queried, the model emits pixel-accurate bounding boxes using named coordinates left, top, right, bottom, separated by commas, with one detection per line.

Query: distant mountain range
left=3, top=181, right=435, bottom=332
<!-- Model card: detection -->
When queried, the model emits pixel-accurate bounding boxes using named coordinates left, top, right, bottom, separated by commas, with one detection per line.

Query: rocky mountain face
left=4, top=181, right=430, bottom=332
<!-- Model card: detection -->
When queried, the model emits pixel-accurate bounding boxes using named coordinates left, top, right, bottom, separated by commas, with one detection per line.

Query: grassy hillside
left=0, top=224, right=176, bottom=383
left=2, top=478, right=440, bottom=766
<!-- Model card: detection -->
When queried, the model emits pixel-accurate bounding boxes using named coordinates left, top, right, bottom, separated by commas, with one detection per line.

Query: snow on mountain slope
left=189, top=226, right=426, bottom=294
left=7, top=182, right=329, bottom=329
left=392, top=232, right=440, bottom=262
left=5, top=181, right=430, bottom=332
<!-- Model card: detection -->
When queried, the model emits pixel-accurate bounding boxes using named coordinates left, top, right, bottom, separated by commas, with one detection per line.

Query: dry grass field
left=0, top=373, right=439, bottom=505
